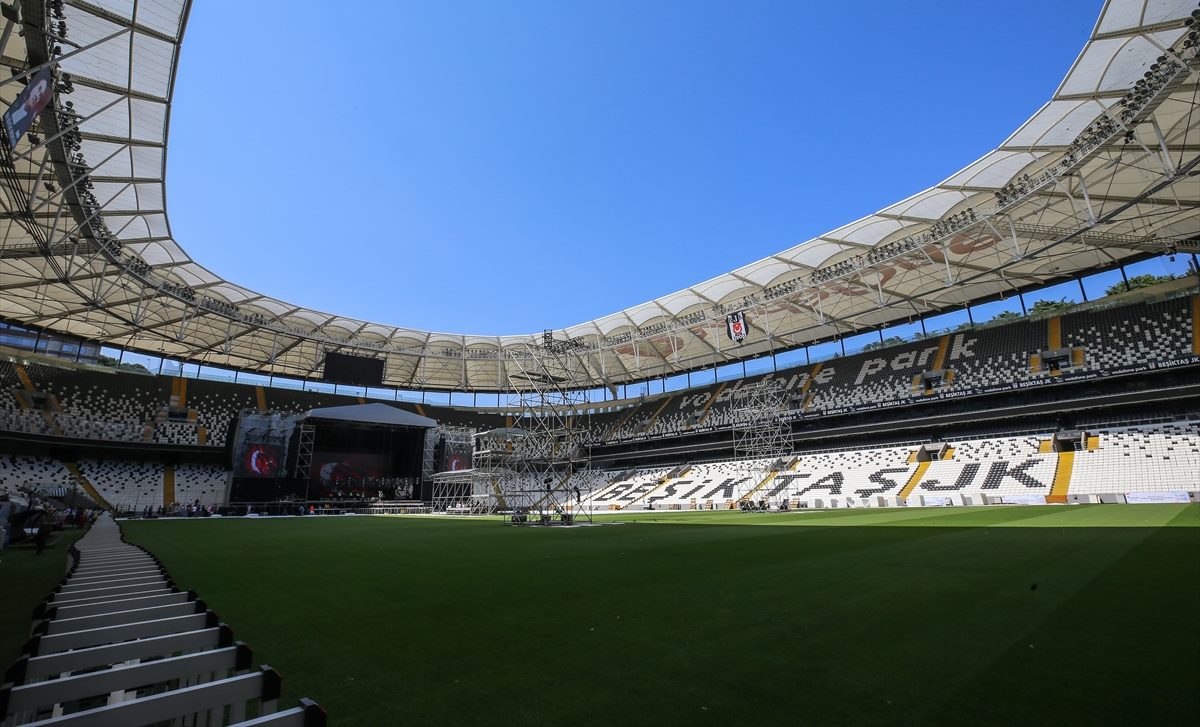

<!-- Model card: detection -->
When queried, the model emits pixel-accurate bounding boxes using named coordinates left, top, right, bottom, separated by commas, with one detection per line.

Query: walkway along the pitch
left=0, top=515, right=325, bottom=727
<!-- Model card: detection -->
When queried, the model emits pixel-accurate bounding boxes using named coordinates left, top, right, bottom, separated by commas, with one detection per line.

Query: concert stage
left=227, top=403, right=438, bottom=504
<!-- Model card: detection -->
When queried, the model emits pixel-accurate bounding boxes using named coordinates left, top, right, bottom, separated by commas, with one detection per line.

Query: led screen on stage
left=442, top=441, right=473, bottom=472
left=239, top=443, right=284, bottom=478
left=310, top=452, right=389, bottom=485
left=230, top=411, right=299, bottom=479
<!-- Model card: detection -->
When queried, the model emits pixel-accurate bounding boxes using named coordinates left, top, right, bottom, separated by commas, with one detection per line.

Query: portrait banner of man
left=3, top=67, right=54, bottom=148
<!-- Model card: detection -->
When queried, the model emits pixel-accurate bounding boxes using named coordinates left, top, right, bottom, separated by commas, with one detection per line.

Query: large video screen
left=239, top=443, right=284, bottom=478
left=229, top=412, right=299, bottom=479
left=442, top=440, right=473, bottom=472
left=322, top=351, right=385, bottom=386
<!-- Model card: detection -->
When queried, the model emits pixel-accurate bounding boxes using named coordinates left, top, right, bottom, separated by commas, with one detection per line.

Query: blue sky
left=165, top=0, right=1103, bottom=336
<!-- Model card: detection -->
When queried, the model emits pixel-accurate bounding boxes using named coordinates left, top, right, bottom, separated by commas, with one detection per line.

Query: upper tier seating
left=601, top=295, right=1197, bottom=442
left=0, top=361, right=22, bottom=409
left=1063, top=297, right=1192, bottom=372
left=153, top=421, right=201, bottom=446
left=1, top=294, right=1195, bottom=451
left=810, top=337, right=943, bottom=411
left=56, top=414, right=143, bottom=441
left=30, top=363, right=165, bottom=424
left=940, top=318, right=1045, bottom=394
left=188, top=380, right=258, bottom=447
left=0, top=408, right=55, bottom=436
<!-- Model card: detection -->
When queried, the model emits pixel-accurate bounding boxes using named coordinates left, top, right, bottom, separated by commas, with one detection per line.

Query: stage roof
left=0, top=0, right=1196, bottom=391
left=305, top=403, right=437, bottom=428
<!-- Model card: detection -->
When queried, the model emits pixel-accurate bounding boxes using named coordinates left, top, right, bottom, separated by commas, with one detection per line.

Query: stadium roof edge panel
left=0, top=0, right=1197, bottom=391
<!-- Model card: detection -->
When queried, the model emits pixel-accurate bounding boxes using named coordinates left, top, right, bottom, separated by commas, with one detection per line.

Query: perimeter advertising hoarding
left=1124, top=492, right=1190, bottom=504
left=1000, top=495, right=1046, bottom=505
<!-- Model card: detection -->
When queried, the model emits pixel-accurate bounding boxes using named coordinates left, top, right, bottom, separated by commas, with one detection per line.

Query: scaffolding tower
left=429, top=427, right=488, bottom=513
left=430, top=469, right=494, bottom=514
left=730, top=380, right=793, bottom=506
left=477, top=333, right=599, bottom=526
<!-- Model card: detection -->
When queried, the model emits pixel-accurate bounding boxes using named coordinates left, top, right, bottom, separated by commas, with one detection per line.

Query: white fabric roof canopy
left=0, top=0, right=1196, bottom=391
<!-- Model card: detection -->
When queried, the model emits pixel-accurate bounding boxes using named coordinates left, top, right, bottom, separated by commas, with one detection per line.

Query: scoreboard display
left=322, top=351, right=385, bottom=386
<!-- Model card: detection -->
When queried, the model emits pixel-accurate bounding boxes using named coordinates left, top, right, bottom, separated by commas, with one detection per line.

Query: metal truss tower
left=429, top=427, right=489, bottom=514
left=730, top=380, right=793, bottom=505
left=430, top=469, right=493, bottom=514
left=295, top=421, right=316, bottom=482
left=478, top=333, right=599, bottom=525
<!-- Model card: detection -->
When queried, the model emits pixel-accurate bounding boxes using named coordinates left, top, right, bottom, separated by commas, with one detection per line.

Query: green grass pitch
left=0, top=528, right=85, bottom=669
left=97, top=505, right=1200, bottom=723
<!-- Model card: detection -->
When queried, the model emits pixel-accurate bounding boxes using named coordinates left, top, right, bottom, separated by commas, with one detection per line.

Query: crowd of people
left=131, top=499, right=218, bottom=519
left=1, top=487, right=101, bottom=559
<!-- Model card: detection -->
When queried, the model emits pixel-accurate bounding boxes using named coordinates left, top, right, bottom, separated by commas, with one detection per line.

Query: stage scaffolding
left=476, top=334, right=600, bottom=526
left=430, top=469, right=495, bottom=515
left=426, top=425, right=482, bottom=513
left=730, top=380, right=793, bottom=505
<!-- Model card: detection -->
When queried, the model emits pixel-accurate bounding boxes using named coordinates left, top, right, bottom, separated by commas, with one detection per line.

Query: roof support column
left=176, top=306, right=193, bottom=342
left=1002, top=217, right=1022, bottom=260
left=30, top=146, right=53, bottom=212
left=131, top=283, right=148, bottom=326
left=222, top=318, right=236, bottom=355
left=1149, top=118, right=1176, bottom=176
left=756, top=302, right=778, bottom=367
left=1073, top=174, right=1098, bottom=226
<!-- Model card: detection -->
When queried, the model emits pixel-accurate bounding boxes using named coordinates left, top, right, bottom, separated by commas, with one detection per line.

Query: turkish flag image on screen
left=241, top=444, right=282, bottom=478
left=310, top=452, right=387, bottom=485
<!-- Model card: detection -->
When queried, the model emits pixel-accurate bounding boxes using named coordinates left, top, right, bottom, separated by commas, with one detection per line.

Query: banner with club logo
left=726, top=311, right=749, bottom=343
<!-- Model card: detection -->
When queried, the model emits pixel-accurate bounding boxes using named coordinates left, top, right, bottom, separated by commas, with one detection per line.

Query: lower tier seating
left=0, top=421, right=1195, bottom=516
left=0, top=455, right=75, bottom=493
left=1070, top=421, right=1200, bottom=495
left=174, top=463, right=228, bottom=505
left=78, top=460, right=164, bottom=512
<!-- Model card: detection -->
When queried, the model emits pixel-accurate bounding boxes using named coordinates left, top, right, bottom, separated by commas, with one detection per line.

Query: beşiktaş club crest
left=726, top=311, right=749, bottom=343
